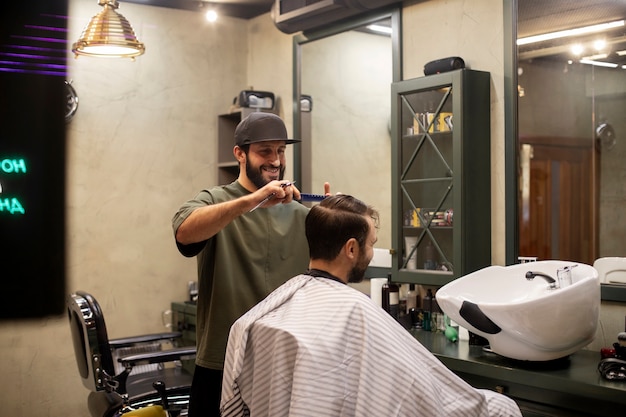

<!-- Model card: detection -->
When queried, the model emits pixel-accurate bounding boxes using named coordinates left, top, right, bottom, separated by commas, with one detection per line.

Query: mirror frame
left=290, top=3, right=546, bottom=289
left=292, top=6, right=403, bottom=188
left=504, top=0, right=518, bottom=267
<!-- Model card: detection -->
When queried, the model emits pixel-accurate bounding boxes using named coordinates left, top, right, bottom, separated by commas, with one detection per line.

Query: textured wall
left=304, top=30, right=393, bottom=248
left=0, top=2, right=249, bottom=415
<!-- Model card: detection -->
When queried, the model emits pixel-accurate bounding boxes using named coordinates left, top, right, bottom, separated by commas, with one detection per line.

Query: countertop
left=410, top=329, right=626, bottom=416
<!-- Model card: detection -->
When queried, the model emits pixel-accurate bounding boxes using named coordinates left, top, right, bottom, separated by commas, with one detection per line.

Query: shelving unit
left=217, top=108, right=277, bottom=184
left=390, top=69, right=491, bottom=286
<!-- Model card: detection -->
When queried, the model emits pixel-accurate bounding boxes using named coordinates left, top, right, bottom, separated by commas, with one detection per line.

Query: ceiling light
left=517, top=20, right=625, bottom=46
left=593, top=39, right=606, bottom=51
left=205, top=10, right=218, bottom=22
left=367, top=24, right=392, bottom=35
left=582, top=53, right=608, bottom=60
left=571, top=44, right=584, bottom=56
left=72, top=0, right=145, bottom=59
left=579, top=59, right=618, bottom=68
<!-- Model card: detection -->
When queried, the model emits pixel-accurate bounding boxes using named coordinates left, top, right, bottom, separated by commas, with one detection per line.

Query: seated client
left=221, top=194, right=522, bottom=417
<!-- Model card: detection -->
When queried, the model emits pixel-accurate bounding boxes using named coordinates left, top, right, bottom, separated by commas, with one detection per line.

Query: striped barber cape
left=221, top=274, right=521, bottom=417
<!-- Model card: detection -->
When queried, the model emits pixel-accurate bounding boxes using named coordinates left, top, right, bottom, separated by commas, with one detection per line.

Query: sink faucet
left=557, top=264, right=577, bottom=287
left=525, top=271, right=558, bottom=289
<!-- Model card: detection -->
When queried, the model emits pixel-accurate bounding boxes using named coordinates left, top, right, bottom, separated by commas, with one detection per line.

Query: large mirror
left=515, top=1, right=626, bottom=292
left=293, top=7, right=402, bottom=250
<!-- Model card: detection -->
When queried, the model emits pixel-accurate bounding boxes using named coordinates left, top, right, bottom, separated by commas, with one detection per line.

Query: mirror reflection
left=297, top=14, right=397, bottom=249
left=517, top=0, right=626, bottom=265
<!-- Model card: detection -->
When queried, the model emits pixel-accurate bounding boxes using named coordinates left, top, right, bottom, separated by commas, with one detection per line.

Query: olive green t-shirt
left=172, top=181, right=310, bottom=369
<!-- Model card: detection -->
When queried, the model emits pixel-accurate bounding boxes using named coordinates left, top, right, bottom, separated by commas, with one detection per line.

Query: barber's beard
left=246, top=161, right=285, bottom=190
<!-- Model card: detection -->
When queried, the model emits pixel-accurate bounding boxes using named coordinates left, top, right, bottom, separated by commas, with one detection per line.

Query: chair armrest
left=109, top=332, right=183, bottom=349
left=118, top=346, right=196, bottom=367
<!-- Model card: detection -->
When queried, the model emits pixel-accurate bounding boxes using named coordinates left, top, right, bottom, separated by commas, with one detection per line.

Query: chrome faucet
left=525, top=271, right=558, bottom=289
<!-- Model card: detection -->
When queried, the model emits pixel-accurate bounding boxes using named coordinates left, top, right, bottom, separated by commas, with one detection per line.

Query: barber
left=172, top=112, right=330, bottom=416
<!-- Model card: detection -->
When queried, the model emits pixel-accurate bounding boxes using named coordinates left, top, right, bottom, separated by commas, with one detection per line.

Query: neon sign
left=0, top=157, right=27, bottom=215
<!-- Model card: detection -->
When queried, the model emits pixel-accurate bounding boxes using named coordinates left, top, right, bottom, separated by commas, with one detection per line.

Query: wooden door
left=518, top=136, right=597, bottom=264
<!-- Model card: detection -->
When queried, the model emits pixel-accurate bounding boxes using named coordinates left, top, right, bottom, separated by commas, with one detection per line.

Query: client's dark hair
left=305, top=194, right=379, bottom=261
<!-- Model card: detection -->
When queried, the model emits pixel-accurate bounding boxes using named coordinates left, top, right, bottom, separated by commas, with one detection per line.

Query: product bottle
left=424, top=241, right=437, bottom=270
left=422, top=289, right=433, bottom=331
left=406, top=284, right=418, bottom=314
left=382, top=274, right=400, bottom=320
left=398, top=284, right=407, bottom=318
left=432, top=293, right=445, bottom=332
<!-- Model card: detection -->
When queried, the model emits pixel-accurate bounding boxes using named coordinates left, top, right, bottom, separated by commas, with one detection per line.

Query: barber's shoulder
left=200, top=182, right=246, bottom=203
left=282, top=200, right=311, bottom=217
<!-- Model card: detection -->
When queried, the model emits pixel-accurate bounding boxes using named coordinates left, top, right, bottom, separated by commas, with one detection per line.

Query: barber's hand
left=251, top=180, right=298, bottom=211
left=323, top=182, right=331, bottom=196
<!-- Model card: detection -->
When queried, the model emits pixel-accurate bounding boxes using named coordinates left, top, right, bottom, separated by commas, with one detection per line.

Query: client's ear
left=344, top=238, right=359, bottom=261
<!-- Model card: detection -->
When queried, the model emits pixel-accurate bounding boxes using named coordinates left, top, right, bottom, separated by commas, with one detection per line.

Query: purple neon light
left=41, top=13, right=70, bottom=21
left=0, top=67, right=67, bottom=76
left=6, top=45, right=64, bottom=54
left=0, top=13, right=69, bottom=76
left=12, top=35, right=67, bottom=45
left=24, top=24, right=68, bottom=33
left=0, top=59, right=66, bottom=69
left=0, top=52, right=66, bottom=62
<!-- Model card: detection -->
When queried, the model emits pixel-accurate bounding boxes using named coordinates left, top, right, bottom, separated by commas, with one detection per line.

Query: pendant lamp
left=72, top=0, right=145, bottom=59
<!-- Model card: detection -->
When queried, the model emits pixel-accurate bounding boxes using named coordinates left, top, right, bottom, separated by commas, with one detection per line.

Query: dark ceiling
left=122, top=0, right=626, bottom=65
left=121, top=0, right=626, bottom=30
left=122, top=0, right=274, bottom=19
left=518, top=0, right=626, bottom=65
left=518, top=0, right=626, bottom=37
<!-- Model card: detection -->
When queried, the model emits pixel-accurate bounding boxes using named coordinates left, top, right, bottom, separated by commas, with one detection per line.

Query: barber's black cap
left=234, top=112, right=300, bottom=146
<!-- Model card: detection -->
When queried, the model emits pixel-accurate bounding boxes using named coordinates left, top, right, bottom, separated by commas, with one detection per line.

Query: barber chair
left=67, top=291, right=196, bottom=417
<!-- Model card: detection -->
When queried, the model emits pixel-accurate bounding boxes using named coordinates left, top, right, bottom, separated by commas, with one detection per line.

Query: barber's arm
left=175, top=197, right=251, bottom=245
left=175, top=181, right=300, bottom=245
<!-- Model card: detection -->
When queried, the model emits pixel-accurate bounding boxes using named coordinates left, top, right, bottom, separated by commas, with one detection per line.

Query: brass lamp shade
left=72, top=0, right=145, bottom=59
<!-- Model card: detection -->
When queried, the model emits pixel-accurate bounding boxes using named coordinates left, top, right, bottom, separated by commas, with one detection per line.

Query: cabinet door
left=397, top=83, right=455, bottom=283
left=391, top=69, right=491, bottom=286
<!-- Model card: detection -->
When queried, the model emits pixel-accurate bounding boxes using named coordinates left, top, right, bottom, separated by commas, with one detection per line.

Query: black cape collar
left=305, top=268, right=347, bottom=285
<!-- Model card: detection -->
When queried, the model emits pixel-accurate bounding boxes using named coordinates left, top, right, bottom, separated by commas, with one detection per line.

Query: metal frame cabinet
left=391, top=69, right=491, bottom=286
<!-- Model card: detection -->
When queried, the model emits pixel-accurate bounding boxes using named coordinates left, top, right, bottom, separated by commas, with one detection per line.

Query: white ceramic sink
left=436, top=260, right=600, bottom=361
left=593, top=257, right=626, bottom=284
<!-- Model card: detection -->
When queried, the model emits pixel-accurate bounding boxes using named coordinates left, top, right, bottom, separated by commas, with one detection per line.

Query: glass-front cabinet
left=391, top=69, right=491, bottom=286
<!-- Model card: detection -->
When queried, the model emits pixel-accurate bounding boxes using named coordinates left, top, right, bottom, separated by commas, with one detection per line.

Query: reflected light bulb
left=594, top=39, right=606, bottom=51
left=571, top=44, right=584, bottom=56
left=205, top=10, right=217, bottom=22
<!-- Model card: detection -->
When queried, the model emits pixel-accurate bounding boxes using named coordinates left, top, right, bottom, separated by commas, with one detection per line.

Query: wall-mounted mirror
left=515, top=0, right=626, bottom=296
left=293, top=7, right=402, bottom=249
